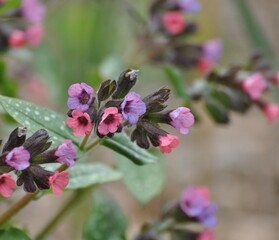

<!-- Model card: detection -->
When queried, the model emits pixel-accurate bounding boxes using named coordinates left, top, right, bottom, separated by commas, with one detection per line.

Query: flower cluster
left=135, top=186, right=217, bottom=240
left=203, top=52, right=279, bottom=123
left=180, top=186, right=217, bottom=228
left=66, top=69, right=195, bottom=154
left=0, top=0, right=45, bottom=51
left=146, top=0, right=222, bottom=74
left=0, top=127, right=77, bottom=197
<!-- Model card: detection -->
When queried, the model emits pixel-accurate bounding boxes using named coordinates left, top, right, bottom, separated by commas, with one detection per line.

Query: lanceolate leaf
left=67, top=163, right=122, bottom=189
left=83, top=191, right=127, bottom=240
left=100, top=132, right=158, bottom=165
left=0, top=227, right=31, bottom=240
left=117, top=153, right=165, bottom=205
left=0, top=95, right=78, bottom=147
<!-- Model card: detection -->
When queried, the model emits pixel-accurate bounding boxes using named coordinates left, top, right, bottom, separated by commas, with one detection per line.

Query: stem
left=0, top=191, right=38, bottom=226
left=79, top=134, right=90, bottom=150
left=35, top=190, right=85, bottom=240
left=84, top=138, right=100, bottom=151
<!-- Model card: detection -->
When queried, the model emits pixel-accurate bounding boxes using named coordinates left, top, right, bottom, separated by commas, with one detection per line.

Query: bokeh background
left=1, top=0, right=279, bottom=239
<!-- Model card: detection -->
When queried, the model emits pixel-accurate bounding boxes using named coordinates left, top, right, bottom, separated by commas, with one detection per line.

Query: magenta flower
left=158, top=134, right=179, bottom=154
left=197, top=58, right=213, bottom=75
left=241, top=73, right=267, bottom=100
left=98, top=107, right=123, bottom=135
left=262, top=103, right=279, bottom=123
left=202, top=39, right=223, bottom=63
left=180, top=186, right=210, bottom=217
left=55, top=140, right=77, bottom=167
left=67, top=83, right=94, bottom=112
left=179, top=0, right=201, bottom=13
left=49, top=171, right=69, bottom=196
left=8, top=30, right=26, bottom=48
left=197, top=229, right=215, bottom=240
left=5, top=146, right=30, bottom=170
left=121, top=92, right=146, bottom=125
left=162, top=11, right=186, bottom=35
left=0, top=174, right=16, bottom=198
left=169, top=107, right=195, bottom=134
left=21, top=0, right=45, bottom=23
left=198, top=203, right=217, bottom=228
left=66, top=110, right=93, bottom=137
left=26, top=24, right=44, bottom=46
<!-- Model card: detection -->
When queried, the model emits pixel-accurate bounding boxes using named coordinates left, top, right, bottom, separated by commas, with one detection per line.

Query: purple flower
left=5, top=146, right=30, bottom=170
left=178, top=0, right=201, bottom=13
left=202, top=39, right=223, bottom=63
left=67, top=82, right=94, bottom=112
left=55, top=140, right=77, bottom=167
left=169, top=107, right=195, bottom=134
left=121, top=92, right=146, bottom=125
left=21, top=0, right=45, bottom=23
left=180, top=186, right=210, bottom=217
left=198, top=203, right=217, bottom=228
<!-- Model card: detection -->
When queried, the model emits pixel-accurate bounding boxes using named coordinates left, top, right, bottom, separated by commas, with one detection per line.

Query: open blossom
left=8, top=30, right=26, bottom=48
left=55, top=140, right=77, bottom=167
left=198, top=203, right=218, bottom=228
left=203, top=39, right=223, bottom=63
left=67, top=83, right=94, bottom=112
left=26, top=24, right=44, bottom=46
left=98, top=107, right=123, bottom=135
left=162, top=11, right=186, bottom=35
left=262, top=103, right=279, bottom=123
left=179, top=0, right=201, bottom=13
left=169, top=107, right=194, bottom=134
left=197, top=229, right=215, bottom=240
left=0, top=174, right=16, bottom=198
left=49, top=171, right=69, bottom=196
left=121, top=92, right=146, bottom=125
left=158, top=134, right=179, bottom=154
left=241, top=73, right=267, bottom=100
left=5, top=146, right=30, bottom=170
left=180, top=186, right=210, bottom=217
left=21, top=0, right=45, bottom=23
left=66, top=110, right=93, bottom=137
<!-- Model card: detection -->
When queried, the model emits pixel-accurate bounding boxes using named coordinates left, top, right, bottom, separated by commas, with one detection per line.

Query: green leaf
left=0, top=227, right=31, bottom=240
left=100, top=132, right=158, bottom=165
left=67, top=163, right=122, bottom=189
left=83, top=191, right=127, bottom=240
left=205, top=98, right=230, bottom=124
left=117, top=152, right=165, bottom=204
left=164, top=65, right=191, bottom=105
left=0, top=0, right=21, bottom=14
left=0, top=95, right=78, bottom=147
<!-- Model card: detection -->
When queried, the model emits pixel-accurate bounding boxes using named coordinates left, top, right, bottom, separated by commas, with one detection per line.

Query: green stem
left=79, top=134, right=90, bottom=150
left=84, top=138, right=100, bottom=151
left=35, top=190, right=86, bottom=240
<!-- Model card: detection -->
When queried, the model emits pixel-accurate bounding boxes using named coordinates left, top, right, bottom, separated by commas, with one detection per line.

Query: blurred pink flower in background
left=197, top=229, right=215, bottom=240
left=241, top=73, right=267, bottom=100
left=262, top=103, right=279, bottom=123
left=162, top=11, right=186, bottom=35
left=8, top=30, right=26, bottom=48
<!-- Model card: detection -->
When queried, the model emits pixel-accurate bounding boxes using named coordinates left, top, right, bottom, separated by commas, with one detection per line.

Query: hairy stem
left=84, top=138, right=100, bottom=151
left=79, top=134, right=90, bottom=150
left=35, top=190, right=86, bottom=240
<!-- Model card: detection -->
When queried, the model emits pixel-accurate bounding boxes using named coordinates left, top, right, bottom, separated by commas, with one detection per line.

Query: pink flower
left=55, top=140, right=77, bottom=167
left=8, top=30, right=26, bottom=48
left=26, top=24, right=44, bottom=46
left=5, top=146, right=30, bottom=170
left=98, top=107, right=123, bottom=135
left=49, top=171, right=69, bottom=196
left=241, top=73, right=267, bottom=100
left=0, top=174, right=16, bottom=198
left=197, top=229, right=215, bottom=240
left=66, top=110, right=93, bottom=137
left=169, top=107, right=195, bottom=134
left=273, top=72, right=279, bottom=85
left=262, top=103, right=279, bottom=123
left=162, top=11, right=186, bottom=35
left=158, top=134, right=179, bottom=154
left=21, top=0, right=45, bottom=23
left=197, top=57, right=213, bottom=75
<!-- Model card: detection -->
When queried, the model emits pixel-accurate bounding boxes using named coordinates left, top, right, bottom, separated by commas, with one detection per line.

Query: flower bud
left=143, top=87, right=170, bottom=113
left=97, top=79, right=117, bottom=102
left=2, top=127, right=27, bottom=152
